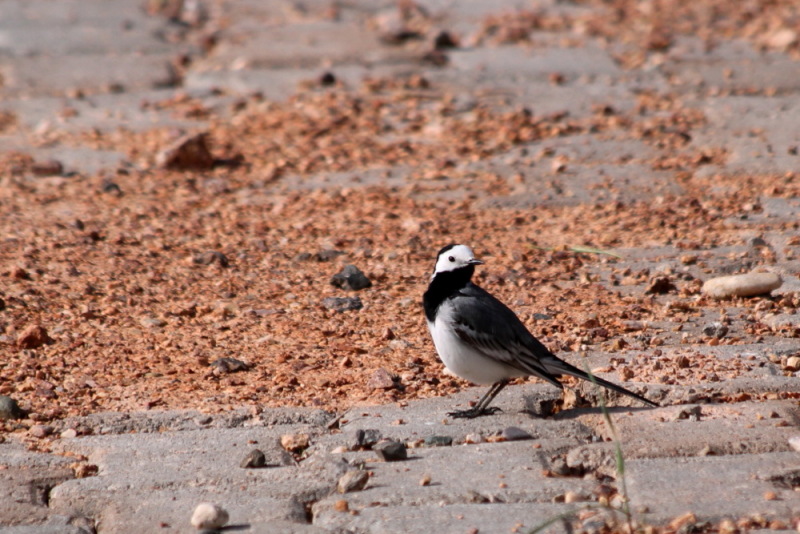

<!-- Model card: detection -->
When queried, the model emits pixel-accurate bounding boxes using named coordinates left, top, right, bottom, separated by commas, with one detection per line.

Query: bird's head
left=432, top=244, right=484, bottom=277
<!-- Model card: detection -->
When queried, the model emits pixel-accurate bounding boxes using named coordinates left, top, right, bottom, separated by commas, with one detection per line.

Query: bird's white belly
left=427, top=318, right=524, bottom=385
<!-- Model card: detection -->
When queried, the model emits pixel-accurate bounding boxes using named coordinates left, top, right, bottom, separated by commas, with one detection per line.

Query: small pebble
left=353, top=428, right=382, bottom=449
left=314, top=249, right=344, bottom=262
left=419, top=474, right=432, bottom=486
left=0, top=396, right=24, bottom=420
left=374, top=441, right=407, bottom=462
left=424, top=435, right=453, bottom=447
left=367, top=368, right=396, bottom=390
left=763, top=491, right=777, bottom=501
left=464, top=433, right=484, bottom=444
left=337, top=470, right=370, bottom=493
left=788, top=436, right=800, bottom=452
left=433, top=30, right=458, bottom=49
left=280, top=433, right=310, bottom=453
left=101, top=178, right=123, bottom=196
left=29, top=424, right=53, bottom=438
left=60, top=428, right=78, bottom=439
left=334, top=499, right=349, bottom=512
left=784, top=356, right=800, bottom=372
left=501, top=427, right=533, bottom=441
left=702, top=322, right=729, bottom=338
left=717, top=519, right=737, bottom=534
left=330, top=264, right=372, bottom=291
left=16, top=324, right=53, bottom=349
left=72, top=463, right=98, bottom=478
left=240, top=449, right=266, bottom=468
left=668, top=512, right=697, bottom=531
left=157, top=132, right=214, bottom=170
left=702, top=272, right=782, bottom=298
left=194, top=251, right=229, bottom=267
left=210, top=357, right=249, bottom=374
left=319, top=71, right=337, bottom=86
left=674, top=406, right=702, bottom=422
left=645, top=275, right=676, bottom=294
left=190, top=502, right=229, bottom=530
left=31, top=159, right=64, bottom=176
left=321, top=296, right=363, bottom=312
left=140, top=317, right=167, bottom=328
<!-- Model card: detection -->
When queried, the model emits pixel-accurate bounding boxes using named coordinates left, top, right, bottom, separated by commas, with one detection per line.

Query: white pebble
left=464, top=433, right=485, bottom=444
left=789, top=436, right=800, bottom=452
left=191, top=502, right=229, bottom=530
left=701, top=272, right=781, bottom=298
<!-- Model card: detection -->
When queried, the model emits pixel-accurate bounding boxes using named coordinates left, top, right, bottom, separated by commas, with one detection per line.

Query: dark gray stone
left=424, top=435, right=453, bottom=447
left=321, top=296, right=363, bottom=312
left=0, top=396, right=24, bottom=420
left=193, top=251, right=229, bottom=267
left=500, top=426, right=533, bottom=441
left=375, top=441, right=408, bottom=462
left=702, top=322, right=729, bottom=338
left=353, top=428, right=382, bottom=450
left=210, top=357, right=250, bottom=374
left=240, top=448, right=267, bottom=468
left=331, top=264, right=372, bottom=291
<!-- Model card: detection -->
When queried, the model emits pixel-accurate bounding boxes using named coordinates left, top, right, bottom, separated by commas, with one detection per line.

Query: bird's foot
left=447, top=406, right=502, bottom=419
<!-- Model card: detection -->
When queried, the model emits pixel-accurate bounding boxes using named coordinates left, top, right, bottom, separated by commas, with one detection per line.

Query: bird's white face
left=433, top=244, right=483, bottom=275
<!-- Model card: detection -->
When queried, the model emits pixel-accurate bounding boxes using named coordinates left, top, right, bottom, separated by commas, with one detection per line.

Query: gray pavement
left=1, top=0, right=800, bottom=532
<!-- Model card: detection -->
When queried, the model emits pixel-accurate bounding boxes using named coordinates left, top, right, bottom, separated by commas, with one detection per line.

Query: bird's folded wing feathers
left=449, top=287, right=563, bottom=388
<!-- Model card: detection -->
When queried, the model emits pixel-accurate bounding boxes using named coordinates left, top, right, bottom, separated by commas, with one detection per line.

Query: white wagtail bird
left=423, top=244, right=658, bottom=418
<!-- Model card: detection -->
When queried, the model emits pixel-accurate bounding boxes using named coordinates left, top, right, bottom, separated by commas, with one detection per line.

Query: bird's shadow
left=550, top=405, right=655, bottom=420
left=201, top=525, right=251, bottom=533
left=521, top=394, right=655, bottom=420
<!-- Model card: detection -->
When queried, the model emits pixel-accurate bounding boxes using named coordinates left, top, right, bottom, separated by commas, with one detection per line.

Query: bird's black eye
left=448, top=256, right=455, bottom=262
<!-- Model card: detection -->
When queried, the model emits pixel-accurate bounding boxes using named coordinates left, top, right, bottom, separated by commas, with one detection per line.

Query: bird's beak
left=468, top=258, right=484, bottom=265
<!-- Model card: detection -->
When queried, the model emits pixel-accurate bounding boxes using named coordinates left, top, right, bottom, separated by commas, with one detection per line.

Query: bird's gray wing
left=448, top=284, right=564, bottom=388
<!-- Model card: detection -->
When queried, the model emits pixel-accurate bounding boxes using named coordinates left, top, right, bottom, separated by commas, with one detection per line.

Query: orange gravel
left=2, top=1, right=799, bottom=424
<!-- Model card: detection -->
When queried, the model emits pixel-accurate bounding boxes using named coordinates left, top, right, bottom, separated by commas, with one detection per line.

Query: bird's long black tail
left=546, top=358, right=659, bottom=407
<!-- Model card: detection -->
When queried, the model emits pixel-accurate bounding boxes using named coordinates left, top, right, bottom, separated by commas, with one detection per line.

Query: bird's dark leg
left=448, top=379, right=510, bottom=418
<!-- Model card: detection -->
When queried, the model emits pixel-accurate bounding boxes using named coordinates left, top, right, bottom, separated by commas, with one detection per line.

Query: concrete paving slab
left=0, top=439, right=79, bottom=529
left=482, top=162, right=680, bottom=208
left=0, top=0, right=147, bottom=26
left=0, top=24, right=171, bottom=57
left=449, top=46, right=622, bottom=81
left=0, top=146, right=128, bottom=176
left=314, top=501, right=576, bottom=534
left=1, top=55, right=178, bottom=97
left=626, top=452, right=800, bottom=524
left=0, top=516, right=92, bottom=534
left=563, top=400, right=799, bottom=472
left=661, top=39, right=800, bottom=93
left=0, top=90, right=209, bottom=133
left=186, top=66, right=368, bottom=102
left=85, top=489, right=307, bottom=534
left=201, top=21, right=386, bottom=70
left=332, top=383, right=596, bottom=449
left=48, top=424, right=346, bottom=532
left=691, top=95, right=800, bottom=176
left=55, top=406, right=334, bottom=434
left=317, top=442, right=597, bottom=509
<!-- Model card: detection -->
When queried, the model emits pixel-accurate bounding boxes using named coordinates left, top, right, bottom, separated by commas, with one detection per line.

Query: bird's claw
left=447, top=406, right=503, bottom=419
